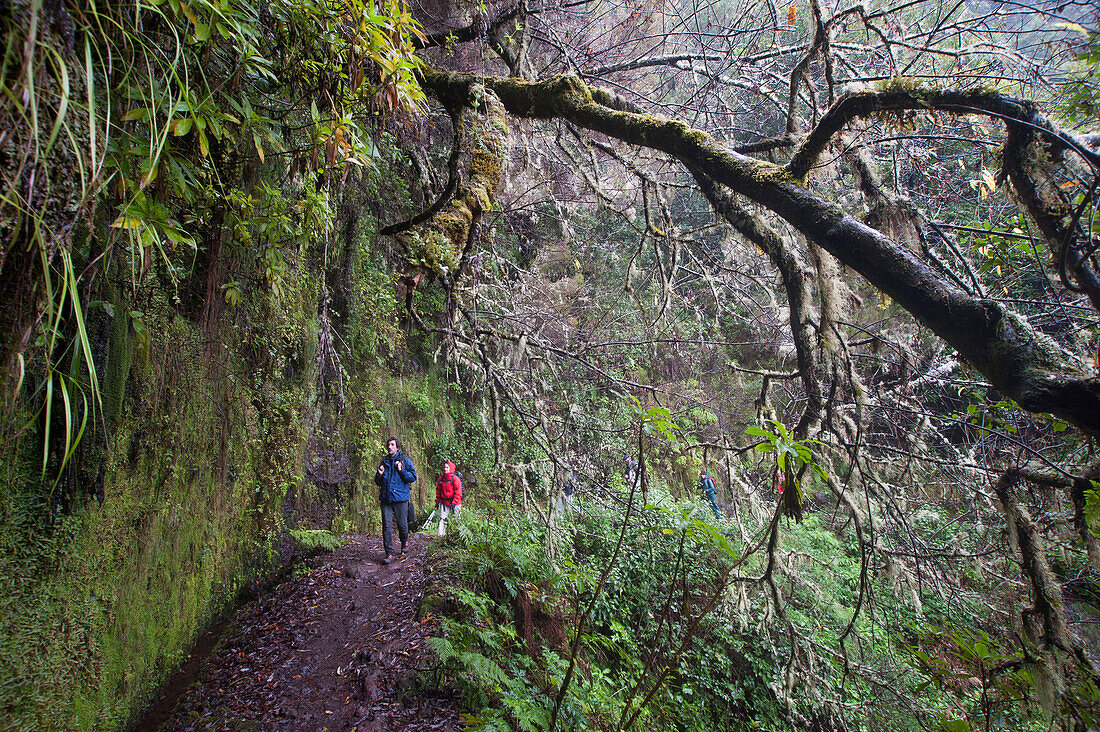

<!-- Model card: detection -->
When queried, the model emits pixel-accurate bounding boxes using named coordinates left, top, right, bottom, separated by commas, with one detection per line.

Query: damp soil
left=143, top=533, right=461, bottom=731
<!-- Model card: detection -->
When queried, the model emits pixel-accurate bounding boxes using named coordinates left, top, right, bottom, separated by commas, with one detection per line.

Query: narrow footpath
left=148, top=533, right=462, bottom=731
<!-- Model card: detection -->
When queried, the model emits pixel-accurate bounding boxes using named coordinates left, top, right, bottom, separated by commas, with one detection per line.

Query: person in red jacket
left=435, top=460, right=463, bottom=536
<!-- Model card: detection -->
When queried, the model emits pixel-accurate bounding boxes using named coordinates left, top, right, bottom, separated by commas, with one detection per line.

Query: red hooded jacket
left=436, top=461, right=463, bottom=506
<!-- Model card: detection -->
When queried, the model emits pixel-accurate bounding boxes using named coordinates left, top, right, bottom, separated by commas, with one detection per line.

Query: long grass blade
left=62, top=249, right=101, bottom=410
left=55, top=387, right=87, bottom=482
left=84, top=35, right=97, bottom=178
left=41, top=375, right=52, bottom=477
left=12, top=353, right=25, bottom=401
left=23, top=0, right=41, bottom=155
left=57, top=376, right=72, bottom=474
left=45, top=240, right=69, bottom=357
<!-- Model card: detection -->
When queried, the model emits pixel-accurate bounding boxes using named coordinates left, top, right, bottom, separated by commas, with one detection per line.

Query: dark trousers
left=706, top=493, right=721, bottom=521
left=381, top=501, right=409, bottom=557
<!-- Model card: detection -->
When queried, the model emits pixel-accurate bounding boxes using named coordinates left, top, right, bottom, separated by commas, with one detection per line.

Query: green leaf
left=120, top=107, right=150, bottom=122
left=744, top=425, right=777, bottom=440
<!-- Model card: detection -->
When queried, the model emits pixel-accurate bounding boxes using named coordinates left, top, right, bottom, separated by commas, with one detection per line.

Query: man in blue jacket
left=374, top=437, right=417, bottom=564
left=699, top=469, right=721, bottom=521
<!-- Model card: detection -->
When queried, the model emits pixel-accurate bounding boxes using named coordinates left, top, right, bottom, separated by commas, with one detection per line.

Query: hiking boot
left=382, top=555, right=393, bottom=565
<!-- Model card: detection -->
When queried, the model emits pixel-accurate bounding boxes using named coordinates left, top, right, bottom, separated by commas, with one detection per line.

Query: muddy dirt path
left=148, top=533, right=461, bottom=731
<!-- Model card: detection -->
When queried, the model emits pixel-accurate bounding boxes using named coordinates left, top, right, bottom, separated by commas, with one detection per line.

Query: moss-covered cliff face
left=0, top=2, right=452, bottom=724
left=1, top=307, right=289, bottom=727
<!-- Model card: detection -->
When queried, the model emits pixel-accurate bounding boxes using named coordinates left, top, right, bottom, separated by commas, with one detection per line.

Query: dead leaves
left=156, top=535, right=462, bottom=730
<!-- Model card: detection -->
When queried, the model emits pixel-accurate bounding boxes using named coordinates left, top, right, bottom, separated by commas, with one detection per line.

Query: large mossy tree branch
left=1002, top=121, right=1100, bottom=312
left=387, top=85, right=506, bottom=279
left=420, top=68, right=1100, bottom=433
left=379, top=106, right=464, bottom=237
left=786, top=85, right=1100, bottom=180
left=787, top=87, right=1100, bottom=309
left=784, top=85, right=1100, bottom=420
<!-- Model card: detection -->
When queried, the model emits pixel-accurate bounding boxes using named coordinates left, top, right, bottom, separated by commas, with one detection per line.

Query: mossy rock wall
left=0, top=228, right=479, bottom=730
left=0, top=286, right=308, bottom=728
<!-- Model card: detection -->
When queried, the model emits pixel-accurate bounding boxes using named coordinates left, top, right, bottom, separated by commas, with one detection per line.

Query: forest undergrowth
left=419, top=470, right=1053, bottom=732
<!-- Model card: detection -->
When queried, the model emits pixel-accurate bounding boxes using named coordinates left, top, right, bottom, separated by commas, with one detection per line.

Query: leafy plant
left=288, top=529, right=344, bottom=552
left=645, top=503, right=738, bottom=561
left=907, top=625, right=1039, bottom=731
left=0, top=0, right=429, bottom=476
left=744, top=419, right=828, bottom=522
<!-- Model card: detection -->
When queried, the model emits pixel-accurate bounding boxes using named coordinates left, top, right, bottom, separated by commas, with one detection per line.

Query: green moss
left=874, top=76, right=935, bottom=94
left=0, top=373, right=272, bottom=728
left=101, top=293, right=135, bottom=430
left=0, top=232, right=326, bottom=728
left=397, top=93, right=506, bottom=277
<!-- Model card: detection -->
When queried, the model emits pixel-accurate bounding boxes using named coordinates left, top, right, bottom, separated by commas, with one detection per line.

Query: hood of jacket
left=442, top=460, right=456, bottom=477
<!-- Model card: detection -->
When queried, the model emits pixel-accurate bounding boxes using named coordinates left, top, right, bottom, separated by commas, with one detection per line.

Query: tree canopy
left=388, top=0, right=1100, bottom=725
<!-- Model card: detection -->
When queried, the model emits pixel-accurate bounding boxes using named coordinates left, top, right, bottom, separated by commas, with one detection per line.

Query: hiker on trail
left=623, top=454, right=639, bottom=489
left=563, top=472, right=578, bottom=508
left=623, top=453, right=647, bottom=503
left=699, top=469, right=721, bottom=521
left=374, top=437, right=416, bottom=564
left=435, top=460, right=463, bottom=537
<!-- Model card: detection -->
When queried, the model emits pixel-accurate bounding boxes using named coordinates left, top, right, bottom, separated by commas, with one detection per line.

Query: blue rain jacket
left=700, top=475, right=717, bottom=497
left=374, top=451, right=416, bottom=503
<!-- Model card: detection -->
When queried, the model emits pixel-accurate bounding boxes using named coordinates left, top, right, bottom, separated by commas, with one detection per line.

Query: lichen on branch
left=390, top=83, right=507, bottom=279
left=418, top=67, right=1100, bottom=434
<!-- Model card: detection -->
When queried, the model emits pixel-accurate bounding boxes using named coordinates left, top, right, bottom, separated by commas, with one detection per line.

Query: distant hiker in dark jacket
left=374, top=437, right=416, bottom=564
left=699, top=469, right=721, bottom=521
left=623, top=454, right=639, bottom=488
left=556, top=471, right=579, bottom=514
left=435, top=460, right=463, bottom=537
left=624, top=453, right=646, bottom=503
left=563, top=472, right=578, bottom=507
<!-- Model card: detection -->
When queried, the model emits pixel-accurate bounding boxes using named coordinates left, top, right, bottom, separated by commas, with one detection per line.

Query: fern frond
left=503, top=692, right=553, bottom=732
left=427, top=636, right=456, bottom=664
left=288, top=529, right=344, bottom=551
left=459, top=650, right=512, bottom=690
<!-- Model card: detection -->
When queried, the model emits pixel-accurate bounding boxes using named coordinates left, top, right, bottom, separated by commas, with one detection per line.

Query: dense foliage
left=2, top=0, right=1100, bottom=730
left=422, top=481, right=1053, bottom=731
left=0, top=1, right=434, bottom=727
left=396, top=1, right=1100, bottom=729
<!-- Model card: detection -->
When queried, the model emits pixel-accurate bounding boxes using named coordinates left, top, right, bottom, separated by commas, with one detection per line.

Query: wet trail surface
left=148, top=533, right=461, bottom=731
